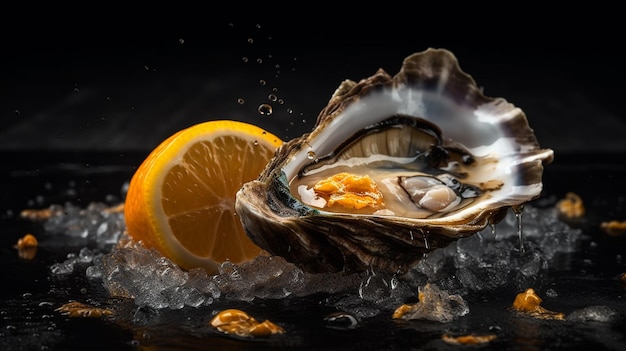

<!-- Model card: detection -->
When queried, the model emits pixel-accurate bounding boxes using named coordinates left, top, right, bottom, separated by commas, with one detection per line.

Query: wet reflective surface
left=1, top=151, right=625, bottom=350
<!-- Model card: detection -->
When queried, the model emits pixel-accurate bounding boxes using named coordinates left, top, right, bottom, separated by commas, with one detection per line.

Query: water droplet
left=307, top=151, right=316, bottom=160
left=255, top=24, right=261, bottom=29
left=228, top=23, right=234, bottom=28
left=14, top=110, right=20, bottom=115
left=268, top=94, right=277, bottom=102
left=512, top=204, right=525, bottom=253
left=237, top=98, right=245, bottom=105
left=259, top=79, right=266, bottom=86
left=423, top=233, right=430, bottom=250
left=272, top=87, right=278, bottom=92
left=278, top=99, right=284, bottom=105
left=247, top=38, right=254, bottom=44
left=242, top=57, right=249, bottom=63
left=179, top=38, right=185, bottom=44
left=256, top=58, right=263, bottom=64
left=253, top=140, right=259, bottom=146
left=409, top=230, right=414, bottom=241
left=287, top=108, right=293, bottom=114
left=275, top=64, right=280, bottom=69
left=258, top=103, right=273, bottom=116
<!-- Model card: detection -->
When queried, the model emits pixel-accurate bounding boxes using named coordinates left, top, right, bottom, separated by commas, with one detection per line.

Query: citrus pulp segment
left=124, top=120, right=283, bottom=273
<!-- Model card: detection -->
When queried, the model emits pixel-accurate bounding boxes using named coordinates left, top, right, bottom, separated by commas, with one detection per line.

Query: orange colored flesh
left=124, top=120, right=282, bottom=272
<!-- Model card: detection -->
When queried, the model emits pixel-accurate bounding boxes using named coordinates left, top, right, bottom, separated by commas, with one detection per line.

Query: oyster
left=235, top=48, right=554, bottom=274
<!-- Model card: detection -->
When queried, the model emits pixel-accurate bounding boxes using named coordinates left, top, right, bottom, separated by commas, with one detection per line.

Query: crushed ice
left=42, top=200, right=611, bottom=322
left=42, top=202, right=124, bottom=246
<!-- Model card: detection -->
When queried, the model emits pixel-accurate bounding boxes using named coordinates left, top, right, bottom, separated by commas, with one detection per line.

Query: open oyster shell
left=235, top=48, right=554, bottom=274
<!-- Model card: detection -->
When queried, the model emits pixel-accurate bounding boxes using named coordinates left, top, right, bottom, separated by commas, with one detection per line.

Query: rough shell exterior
left=235, top=48, right=554, bottom=274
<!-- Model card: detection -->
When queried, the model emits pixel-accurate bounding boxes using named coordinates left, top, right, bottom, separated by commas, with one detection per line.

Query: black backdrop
left=2, top=6, right=624, bottom=155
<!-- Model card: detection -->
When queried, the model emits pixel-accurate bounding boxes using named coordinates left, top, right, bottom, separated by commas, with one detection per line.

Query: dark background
left=1, top=6, right=625, bottom=156
left=1, top=8, right=626, bottom=351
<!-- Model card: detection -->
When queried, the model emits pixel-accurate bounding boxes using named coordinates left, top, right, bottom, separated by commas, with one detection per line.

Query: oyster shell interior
left=236, top=48, right=554, bottom=274
left=290, top=115, right=493, bottom=218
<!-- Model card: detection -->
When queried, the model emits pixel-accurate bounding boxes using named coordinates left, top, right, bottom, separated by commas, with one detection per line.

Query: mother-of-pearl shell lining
left=282, top=85, right=545, bottom=221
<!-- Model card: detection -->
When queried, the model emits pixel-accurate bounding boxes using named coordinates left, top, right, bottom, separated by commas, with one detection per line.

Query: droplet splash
left=257, top=104, right=272, bottom=116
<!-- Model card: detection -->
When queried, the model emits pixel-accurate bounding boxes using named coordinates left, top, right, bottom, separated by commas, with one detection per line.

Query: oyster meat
left=235, top=48, right=554, bottom=274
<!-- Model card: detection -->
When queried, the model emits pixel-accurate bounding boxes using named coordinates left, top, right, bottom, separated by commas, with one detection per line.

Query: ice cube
left=568, top=305, right=617, bottom=322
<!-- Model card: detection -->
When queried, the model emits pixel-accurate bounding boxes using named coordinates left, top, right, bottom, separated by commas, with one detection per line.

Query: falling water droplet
left=423, top=232, right=430, bottom=250
left=242, top=57, right=249, bottom=63
left=256, top=58, right=263, bottom=64
left=306, top=151, right=316, bottom=160
left=255, top=24, right=261, bottom=29
left=178, top=38, right=185, bottom=44
left=259, top=79, right=266, bottom=86
left=287, top=108, right=293, bottom=114
left=490, top=223, right=496, bottom=239
left=237, top=98, right=245, bottom=105
left=512, top=204, right=525, bottom=253
left=247, top=38, right=254, bottom=44
left=278, top=99, right=284, bottom=105
left=390, top=274, right=399, bottom=290
left=258, top=103, right=273, bottom=116
left=409, top=230, right=414, bottom=241
left=268, top=94, right=277, bottom=102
